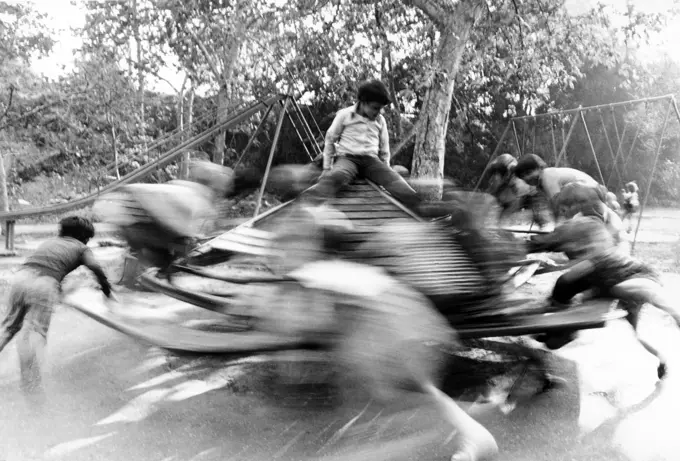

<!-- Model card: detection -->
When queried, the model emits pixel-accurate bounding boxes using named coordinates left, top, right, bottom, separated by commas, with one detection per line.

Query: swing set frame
left=478, top=94, right=680, bottom=252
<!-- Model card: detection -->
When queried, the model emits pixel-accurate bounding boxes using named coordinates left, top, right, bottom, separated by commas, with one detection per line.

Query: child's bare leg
left=618, top=299, right=667, bottom=378
left=610, top=278, right=680, bottom=327
left=611, top=278, right=680, bottom=379
left=421, top=382, right=498, bottom=461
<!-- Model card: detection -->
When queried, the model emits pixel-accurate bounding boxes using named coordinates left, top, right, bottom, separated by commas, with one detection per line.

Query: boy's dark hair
left=357, top=80, right=391, bottom=105
left=488, top=153, right=517, bottom=177
left=59, top=215, right=95, bottom=243
left=514, top=154, right=547, bottom=178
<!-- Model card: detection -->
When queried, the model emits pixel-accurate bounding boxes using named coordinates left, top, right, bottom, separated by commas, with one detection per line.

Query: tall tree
left=404, top=0, right=486, bottom=197
left=0, top=1, right=54, bottom=221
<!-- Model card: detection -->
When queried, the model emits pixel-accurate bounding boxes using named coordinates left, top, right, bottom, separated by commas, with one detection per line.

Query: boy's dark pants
left=308, top=155, right=422, bottom=209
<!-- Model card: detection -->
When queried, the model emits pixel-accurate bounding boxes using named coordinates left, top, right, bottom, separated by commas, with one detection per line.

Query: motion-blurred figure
left=513, top=154, right=599, bottom=221
left=97, top=161, right=260, bottom=281
left=254, top=204, right=499, bottom=461
left=486, top=153, right=550, bottom=229
left=528, top=199, right=679, bottom=379
left=552, top=182, right=626, bottom=244
left=0, top=216, right=112, bottom=398
left=620, top=180, right=640, bottom=233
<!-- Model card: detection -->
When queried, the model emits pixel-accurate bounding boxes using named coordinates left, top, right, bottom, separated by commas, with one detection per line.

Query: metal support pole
left=632, top=99, right=673, bottom=253
left=291, top=98, right=322, bottom=157
left=611, top=106, right=622, bottom=148
left=596, top=110, right=624, bottom=186
left=234, top=102, right=276, bottom=169
left=670, top=96, right=680, bottom=128
left=473, top=122, right=512, bottom=192
left=606, top=121, right=628, bottom=188
left=512, top=94, right=674, bottom=121
left=580, top=111, right=606, bottom=185
left=550, top=116, right=558, bottom=162
left=253, top=97, right=290, bottom=218
left=4, top=220, right=14, bottom=252
left=306, top=104, right=322, bottom=136
left=620, top=121, right=643, bottom=180
left=512, top=120, right=522, bottom=157
left=285, top=107, right=315, bottom=161
left=555, top=111, right=581, bottom=167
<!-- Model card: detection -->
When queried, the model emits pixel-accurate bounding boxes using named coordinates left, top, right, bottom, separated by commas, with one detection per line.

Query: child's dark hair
left=357, top=80, right=391, bottom=105
left=488, top=153, right=517, bottom=177
left=514, top=154, right=547, bottom=178
left=626, top=181, right=639, bottom=193
left=59, top=215, right=95, bottom=243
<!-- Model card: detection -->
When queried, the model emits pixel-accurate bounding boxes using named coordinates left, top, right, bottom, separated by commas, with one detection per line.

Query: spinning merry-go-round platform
left=64, top=180, right=627, bottom=354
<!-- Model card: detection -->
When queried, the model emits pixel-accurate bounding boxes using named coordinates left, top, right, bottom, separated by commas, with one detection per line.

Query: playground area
left=0, top=204, right=679, bottom=461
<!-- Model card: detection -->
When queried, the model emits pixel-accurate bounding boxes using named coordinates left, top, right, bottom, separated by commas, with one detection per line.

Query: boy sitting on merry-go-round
left=527, top=184, right=679, bottom=380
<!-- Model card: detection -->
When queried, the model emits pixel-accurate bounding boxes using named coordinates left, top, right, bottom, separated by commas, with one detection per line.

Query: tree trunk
left=132, top=0, right=146, bottom=152
left=181, top=88, right=195, bottom=178
left=375, top=4, right=402, bottom=138
left=212, top=37, right=241, bottom=166
left=409, top=0, right=486, bottom=199
left=111, top=125, right=120, bottom=179
left=213, top=87, right=228, bottom=166
left=0, top=154, right=9, bottom=236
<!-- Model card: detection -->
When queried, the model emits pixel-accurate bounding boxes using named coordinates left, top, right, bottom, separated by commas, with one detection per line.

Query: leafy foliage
left=1, top=0, right=680, bottom=212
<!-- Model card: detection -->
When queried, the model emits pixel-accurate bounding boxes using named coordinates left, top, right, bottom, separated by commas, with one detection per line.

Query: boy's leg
left=551, top=259, right=597, bottom=306
left=618, top=298, right=667, bottom=378
left=361, top=156, right=422, bottom=209
left=0, top=283, right=30, bottom=353
left=610, top=278, right=680, bottom=326
left=423, top=382, right=498, bottom=461
left=304, top=156, right=359, bottom=203
left=361, top=156, right=451, bottom=218
left=16, top=278, right=58, bottom=395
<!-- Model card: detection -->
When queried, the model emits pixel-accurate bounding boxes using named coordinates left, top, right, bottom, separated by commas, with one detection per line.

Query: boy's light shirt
left=322, top=104, right=390, bottom=169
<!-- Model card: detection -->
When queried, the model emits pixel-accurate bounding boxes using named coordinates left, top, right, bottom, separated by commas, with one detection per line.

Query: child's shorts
left=590, top=251, right=660, bottom=294
left=2, top=268, right=60, bottom=338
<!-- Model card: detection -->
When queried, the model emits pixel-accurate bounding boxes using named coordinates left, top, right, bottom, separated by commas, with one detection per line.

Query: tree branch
left=404, top=0, right=451, bottom=28
left=0, top=85, right=15, bottom=125
left=511, top=0, right=524, bottom=49
left=186, top=27, right=228, bottom=90
left=0, top=88, right=89, bottom=132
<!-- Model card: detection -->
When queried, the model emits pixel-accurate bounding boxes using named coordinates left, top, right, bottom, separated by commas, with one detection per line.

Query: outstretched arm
left=82, top=249, right=112, bottom=297
left=527, top=223, right=572, bottom=254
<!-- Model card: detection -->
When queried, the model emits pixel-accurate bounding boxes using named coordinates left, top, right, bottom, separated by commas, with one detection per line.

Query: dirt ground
left=0, top=208, right=679, bottom=461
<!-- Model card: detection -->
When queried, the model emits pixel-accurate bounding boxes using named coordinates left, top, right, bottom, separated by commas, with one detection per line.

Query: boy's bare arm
left=82, top=249, right=112, bottom=297
left=377, top=115, right=390, bottom=166
left=322, top=112, right=345, bottom=170
left=527, top=224, right=571, bottom=253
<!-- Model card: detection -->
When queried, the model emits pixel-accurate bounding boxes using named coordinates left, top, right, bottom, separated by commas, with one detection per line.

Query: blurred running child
left=528, top=200, right=679, bottom=379
left=513, top=154, right=599, bottom=220
left=0, top=216, right=112, bottom=395
left=620, top=180, right=640, bottom=233
left=486, top=153, right=550, bottom=229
